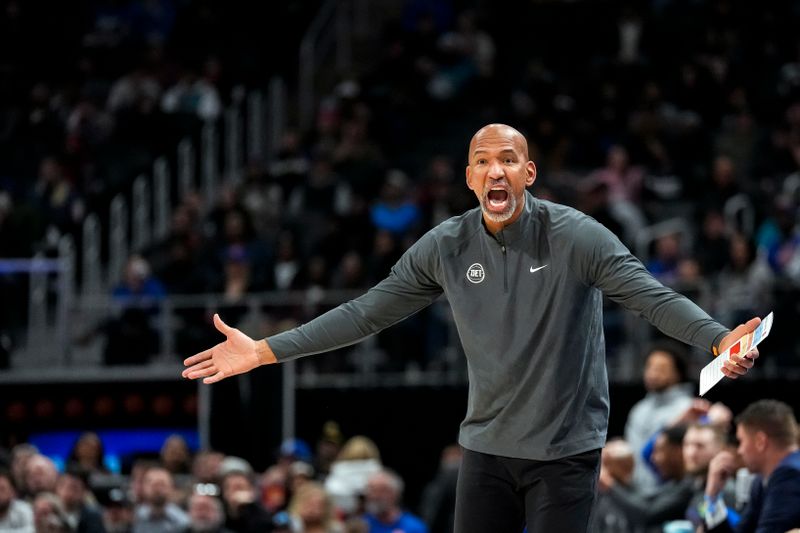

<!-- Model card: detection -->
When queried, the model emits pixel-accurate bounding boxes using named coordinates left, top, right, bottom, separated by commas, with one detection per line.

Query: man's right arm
left=267, top=232, right=444, bottom=361
left=183, top=232, right=443, bottom=383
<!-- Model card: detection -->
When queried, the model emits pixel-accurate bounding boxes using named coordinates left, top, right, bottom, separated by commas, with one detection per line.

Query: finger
left=723, top=360, right=748, bottom=376
left=182, top=360, right=215, bottom=378
left=745, top=348, right=759, bottom=361
left=721, top=366, right=739, bottom=379
left=186, top=364, right=219, bottom=380
left=732, top=354, right=754, bottom=369
left=184, top=348, right=213, bottom=367
left=741, top=316, right=762, bottom=333
left=204, top=370, right=227, bottom=384
left=214, top=313, right=232, bottom=336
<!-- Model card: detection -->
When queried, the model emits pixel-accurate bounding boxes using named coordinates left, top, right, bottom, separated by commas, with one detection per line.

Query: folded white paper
left=699, top=312, right=774, bottom=396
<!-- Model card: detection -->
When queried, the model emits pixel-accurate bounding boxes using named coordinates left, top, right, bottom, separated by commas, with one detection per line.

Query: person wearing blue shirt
left=363, top=469, right=427, bottom=533
left=704, top=399, right=800, bottom=532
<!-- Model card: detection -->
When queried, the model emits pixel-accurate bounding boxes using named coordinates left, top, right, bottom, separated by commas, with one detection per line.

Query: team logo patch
left=466, top=263, right=485, bottom=284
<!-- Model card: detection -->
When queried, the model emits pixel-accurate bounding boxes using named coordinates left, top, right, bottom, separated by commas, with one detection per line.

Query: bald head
left=469, top=124, right=529, bottom=162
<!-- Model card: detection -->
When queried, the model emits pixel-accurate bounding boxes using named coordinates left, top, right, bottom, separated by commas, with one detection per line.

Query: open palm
left=182, top=314, right=261, bottom=384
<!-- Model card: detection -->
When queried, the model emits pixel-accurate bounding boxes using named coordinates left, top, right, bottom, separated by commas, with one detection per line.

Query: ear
left=755, top=431, right=768, bottom=452
left=466, top=165, right=475, bottom=191
left=526, top=161, right=537, bottom=187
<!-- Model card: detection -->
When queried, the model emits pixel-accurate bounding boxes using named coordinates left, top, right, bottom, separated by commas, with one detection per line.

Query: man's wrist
left=255, top=339, right=277, bottom=365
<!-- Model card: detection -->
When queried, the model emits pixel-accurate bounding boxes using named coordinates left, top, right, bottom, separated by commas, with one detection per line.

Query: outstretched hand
left=717, top=317, right=761, bottom=380
left=182, top=314, right=276, bottom=384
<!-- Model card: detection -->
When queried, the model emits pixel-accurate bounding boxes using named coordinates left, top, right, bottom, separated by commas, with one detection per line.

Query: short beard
left=480, top=188, right=517, bottom=223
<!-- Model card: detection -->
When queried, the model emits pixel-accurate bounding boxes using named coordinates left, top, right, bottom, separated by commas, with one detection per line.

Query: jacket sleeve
left=267, top=231, right=444, bottom=361
left=570, top=216, right=729, bottom=353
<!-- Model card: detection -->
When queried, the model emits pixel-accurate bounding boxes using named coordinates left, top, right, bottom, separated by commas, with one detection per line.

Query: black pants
left=453, top=448, right=601, bottom=533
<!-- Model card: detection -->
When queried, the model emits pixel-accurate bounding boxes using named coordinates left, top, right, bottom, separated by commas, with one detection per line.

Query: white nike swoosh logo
left=530, top=265, right=548, bottom=273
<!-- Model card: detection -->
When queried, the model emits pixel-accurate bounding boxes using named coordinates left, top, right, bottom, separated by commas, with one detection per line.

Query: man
left=592, top=439, right=639, bottom=533
left=363, top=469, right=427, bottom=533
left=219, top=469, right=272, bottom=533
left=682, top=423, right=732, bottom=528
left=186, top=492, right=233, bottom=533
left=183, top=123, right=761, bottom=532
left=132, top=466, right=189, bottom=533
left=704, top=399, right=800, bottom=531
left=54, top=468, right=106, bottom=533
left=598, top=426, right=692, bottom=531
left=23, top=454, right=58, bottom=499
left=0, top=469, right=34, bottom=532
left=624, top=342, right=694, bottom=491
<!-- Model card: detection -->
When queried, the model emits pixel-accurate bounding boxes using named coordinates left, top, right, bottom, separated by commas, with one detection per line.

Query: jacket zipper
left=498, top=230, right=508, bottom=293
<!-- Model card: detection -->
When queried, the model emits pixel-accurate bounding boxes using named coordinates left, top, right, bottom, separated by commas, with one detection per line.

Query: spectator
left=105, top=254, right=166, bottom=365
left=160, top=434, right=192, bottom=476
left=31, top=156, right=85, bottom=237
left=191, top=451, right=224, bottom=485
left=681, top=424, right=732, bottom=529
left=287, top=481, right=342, bottom=533
left=325, top=436, right=382, bottom=517
left=419, top=444, right=461, bottom=533
left=99, top=488, right=133, bottom=533
left=624, top=342, right=693, bottom=492
left=9, top=444, right=37, bottom=499
left=592, top=439, right=637, bottom=533
left=54, top=468, right=106, bottom=533
left=161, top=67, right=221, bottom=121
left=715, top=234, right=774, bottom=326
left=33, top=492, right=72, bottom=533
left=220, top=470, right=272, bottom=533
left=599, top=425, right=691, bottom=531
left=704, top=399, right=800, bottom=531
left=0, top=469, right=34, bottom=532
left=67, top=432, right=108, bottom=475
left=588, top=144, right=644, bottom=204
left=132, top=466, right=190, bottom=533
left=23, top=454, right=58, bottom=499
left=186, top=492, right=232, bottom=533
left=370, top=170, right=421, bottom=239
left=313, top=421, right=344, bottom=480
left=363, top=469, right=427, bottom=533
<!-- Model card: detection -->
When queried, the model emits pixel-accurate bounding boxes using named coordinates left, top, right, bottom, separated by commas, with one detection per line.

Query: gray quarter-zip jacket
left=268, top=191, right=729, bottom=461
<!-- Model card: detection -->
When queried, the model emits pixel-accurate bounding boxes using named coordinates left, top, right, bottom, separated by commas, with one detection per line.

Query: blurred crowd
left=1, top=1, right=800, bottom=370
left=2, top=341, right=799, bottom=532
left=0, top=421, right=448, bottom=533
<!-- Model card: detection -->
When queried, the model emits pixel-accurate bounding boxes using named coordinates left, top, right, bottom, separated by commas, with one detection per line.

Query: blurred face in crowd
left=161, top=435, right=191, bottom=471
left=643, top=350, right=680, bottom=392
left=736, top=424, right=767, bottom=475
left=142, top=468, right=174, bottom=508
left=365, top=472, right=400, bottom=518
left=466, top=124, right=536, bottom=233
left=25, top=455, right=58, bottom=495
left=33, top=494, right=65, bottom=533
left=294, top=484, right=328, bottom=526
left=0, top=475, right=15, bottom=515
left=74, top=432, right=103, bottom=467
left=683, top=426, right=725, bottom=475
left=222, top=473, right=255, bottom=510
left=192, top=451, right=224, bottom=483
left=55, top=474, right=84, bottom=511
left=601, top=439, right=634, bottom=485
left=652, top=433, right=684, bottom=481
left=189, top=493, right=224, bottom=532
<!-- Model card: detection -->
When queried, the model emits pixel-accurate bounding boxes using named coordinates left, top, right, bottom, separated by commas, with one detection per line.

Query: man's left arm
left=571, top=217, right=760, bottom=374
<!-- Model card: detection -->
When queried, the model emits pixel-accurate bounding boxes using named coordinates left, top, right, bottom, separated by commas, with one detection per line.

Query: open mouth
left=486, top=188, right=509, bottom=211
